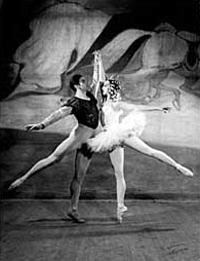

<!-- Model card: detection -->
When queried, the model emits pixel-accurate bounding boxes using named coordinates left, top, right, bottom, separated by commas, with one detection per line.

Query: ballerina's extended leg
left=124, top=136, right=194, bottom=177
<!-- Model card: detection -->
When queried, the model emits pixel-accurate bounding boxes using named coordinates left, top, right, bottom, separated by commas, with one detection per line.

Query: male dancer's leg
left=8, top=125, right=95, bottom=190
left=68, top=144, right=93, bottom=223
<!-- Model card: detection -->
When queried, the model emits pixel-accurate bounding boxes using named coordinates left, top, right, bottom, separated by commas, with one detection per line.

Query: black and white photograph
left=1, top=0, right=200, bottom=260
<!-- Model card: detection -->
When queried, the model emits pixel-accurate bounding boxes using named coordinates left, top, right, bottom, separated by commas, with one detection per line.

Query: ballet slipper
left=8, top=177, right=26, bottom=190
left=117, top=205, right=128, bottom=223
left=67, top=210, right=85, bottom=223
left=176, top=164, right=194, bottom=177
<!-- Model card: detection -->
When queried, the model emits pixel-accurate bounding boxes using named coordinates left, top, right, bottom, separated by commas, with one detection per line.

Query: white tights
left=109, top=147, right=126, bottom=208
left=108, top=136, right=193, bottom=211
left=124, top=136, right=193, bottom=176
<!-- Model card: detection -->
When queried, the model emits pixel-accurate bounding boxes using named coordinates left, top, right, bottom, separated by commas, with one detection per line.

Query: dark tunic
left=64, top=92, right=99, bottom=129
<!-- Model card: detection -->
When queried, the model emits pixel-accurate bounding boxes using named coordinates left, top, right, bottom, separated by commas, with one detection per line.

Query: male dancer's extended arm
left=25, top=106, right=72, bottom=131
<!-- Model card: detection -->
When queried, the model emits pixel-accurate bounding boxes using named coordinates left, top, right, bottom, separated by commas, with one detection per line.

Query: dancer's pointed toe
left=117, top=205, right=128, bottom=223
left=176, top=164, right=194, bottom=177
left=8, top=178, right=25, bottom=190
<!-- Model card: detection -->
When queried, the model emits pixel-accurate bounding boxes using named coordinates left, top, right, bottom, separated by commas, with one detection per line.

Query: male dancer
left=9, top=72, right=101, bottom=223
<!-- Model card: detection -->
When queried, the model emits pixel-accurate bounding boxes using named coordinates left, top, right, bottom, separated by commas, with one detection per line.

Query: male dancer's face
left=78, top=77, right=88, bottom=92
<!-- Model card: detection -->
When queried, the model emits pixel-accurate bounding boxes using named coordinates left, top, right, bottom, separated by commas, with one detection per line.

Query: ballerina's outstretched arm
left=117, top=101, right=171, bottom=114
left=134, top=105, right=171, bottom=113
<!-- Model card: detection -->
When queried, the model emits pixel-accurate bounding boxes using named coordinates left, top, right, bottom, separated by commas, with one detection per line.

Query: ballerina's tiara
left=107, top=78, right=121, bottom=92
left=104, top=78, right=122, bottom=101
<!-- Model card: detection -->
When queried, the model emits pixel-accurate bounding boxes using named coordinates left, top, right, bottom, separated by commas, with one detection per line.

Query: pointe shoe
left=8, top=177, right=26, bottom=190
left=117, top=205, right=128, bottom=223
left=176, top=164, right=194, bottom=177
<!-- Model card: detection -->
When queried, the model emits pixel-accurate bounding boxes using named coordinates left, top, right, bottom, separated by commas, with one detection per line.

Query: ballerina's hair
left=106, top=78, right=122, bottom=101
left=108, top=78, right=121, bottom=91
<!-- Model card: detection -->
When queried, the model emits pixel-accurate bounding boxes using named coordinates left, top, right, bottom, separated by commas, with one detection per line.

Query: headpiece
left=106, top=78, right=121, bottom=101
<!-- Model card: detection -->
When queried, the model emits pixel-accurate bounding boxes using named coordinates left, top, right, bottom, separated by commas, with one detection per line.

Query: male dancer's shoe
left=117, top=205, right=128, bottom=223
left=67, top=210, right=85, bottom=223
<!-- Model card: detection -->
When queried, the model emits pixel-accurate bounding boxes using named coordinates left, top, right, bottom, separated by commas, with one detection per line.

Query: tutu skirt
left=88, top=110, right=146, bottom=152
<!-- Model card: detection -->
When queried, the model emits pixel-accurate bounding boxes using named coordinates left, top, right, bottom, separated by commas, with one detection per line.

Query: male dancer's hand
left=25, top=123, right=45, bottom=131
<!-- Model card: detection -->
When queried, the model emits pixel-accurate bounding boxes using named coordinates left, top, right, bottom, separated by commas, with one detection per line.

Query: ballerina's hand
left=162, top=107, right=171, bottom=113
left=25, top=123, right=44, bottom=131
left=92, top=51, right=100, bottom=58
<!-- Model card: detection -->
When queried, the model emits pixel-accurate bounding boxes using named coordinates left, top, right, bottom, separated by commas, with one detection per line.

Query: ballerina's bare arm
left=90, top=79, right=101, bottom=99
left=89, top=51, right=103, bottom=99
left=136, top=105, right=171, bottom=113
left=25, top=106, right=72, bottom=131
left=116, top=102, right=171, bottom=113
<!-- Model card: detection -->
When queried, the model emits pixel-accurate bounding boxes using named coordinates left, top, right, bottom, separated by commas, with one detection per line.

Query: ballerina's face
left=102, top=80, right=121, bottom=102
left=102, top=80, right=110, bottom=96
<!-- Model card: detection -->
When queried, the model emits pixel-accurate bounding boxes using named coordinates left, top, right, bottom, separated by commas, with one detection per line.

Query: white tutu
left=88, top=104, right=146, bottom=152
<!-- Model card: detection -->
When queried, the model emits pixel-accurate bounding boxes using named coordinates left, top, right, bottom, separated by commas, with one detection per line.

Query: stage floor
left=1, top=199, right=200, bottom=261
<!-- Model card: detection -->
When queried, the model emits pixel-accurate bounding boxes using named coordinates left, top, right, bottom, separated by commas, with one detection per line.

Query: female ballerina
left=88, top=77, right=194, bottom=172
left=87, top=60, right=194, bottom=221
